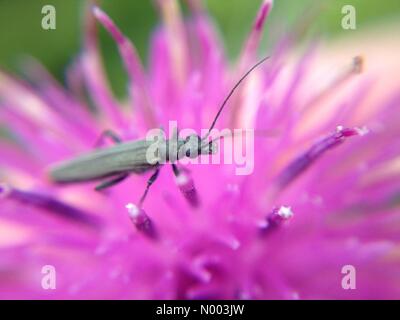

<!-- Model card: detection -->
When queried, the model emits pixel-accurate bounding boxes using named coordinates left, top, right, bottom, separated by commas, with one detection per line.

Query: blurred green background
left=0, top=0, right=399, bottom=97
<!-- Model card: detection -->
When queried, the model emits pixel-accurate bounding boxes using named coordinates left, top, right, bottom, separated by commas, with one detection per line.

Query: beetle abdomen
left=49, top=140, right=155, bottom=183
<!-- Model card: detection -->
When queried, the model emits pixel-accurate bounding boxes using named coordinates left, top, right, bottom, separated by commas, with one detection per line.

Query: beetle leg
left=95, top=173, right=129, bottom=191
left=138, top=168, right=160, bottom=206
left=172, top=164, right=190, bottom=175
left=171, top=164, right=199, bottom=207
left=94, top=129, right=122, bottom=147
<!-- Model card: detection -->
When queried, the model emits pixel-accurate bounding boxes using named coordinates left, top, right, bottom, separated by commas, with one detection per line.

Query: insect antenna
left=203, top=56, right=270, bottom=140
left=209, top=128, right=281, bottom=144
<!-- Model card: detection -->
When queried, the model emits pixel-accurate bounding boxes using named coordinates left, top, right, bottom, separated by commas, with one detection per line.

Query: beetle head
left=180, top=134, right=217, bottom=159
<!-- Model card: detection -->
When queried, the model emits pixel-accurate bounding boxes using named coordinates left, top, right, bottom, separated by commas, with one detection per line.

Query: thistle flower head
left=1, top=0, right=400, bottom=299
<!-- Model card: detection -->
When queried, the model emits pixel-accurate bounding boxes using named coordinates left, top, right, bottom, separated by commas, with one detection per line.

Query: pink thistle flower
left=1, top=0, right=400, bottom=299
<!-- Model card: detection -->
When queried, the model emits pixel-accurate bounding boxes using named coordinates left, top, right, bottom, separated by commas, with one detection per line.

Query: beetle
left=49, top=57, right=269, bottom=206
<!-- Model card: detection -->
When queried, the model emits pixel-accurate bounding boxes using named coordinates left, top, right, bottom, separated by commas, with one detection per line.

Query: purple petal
left=1, top=183, right=101, bottom=227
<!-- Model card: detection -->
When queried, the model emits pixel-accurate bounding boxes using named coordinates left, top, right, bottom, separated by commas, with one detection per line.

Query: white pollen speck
left=336, top=125, right=344, bottom=132
left=277, top=206, right=293, bottom=219
left=92, top=6, right=102, bottom=18
left=230, top=238, right=241, bottom=250
left=257, top=220, right=269, bottom=228
left=175, top=173, right=189, bottom=186
left=356, top=126, right=369, bottom=136
left=218, top=235, right=241, bottom=250
left=126, top=203, right=139, bottom=218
